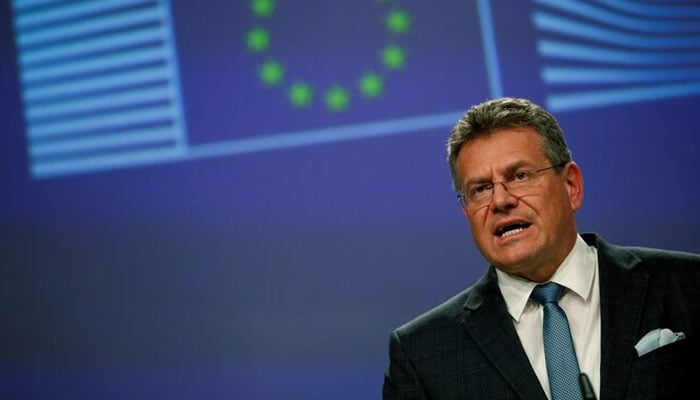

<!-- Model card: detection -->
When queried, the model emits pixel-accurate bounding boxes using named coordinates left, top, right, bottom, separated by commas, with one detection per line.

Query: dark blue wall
left=2, top=1, right=700, bottom=398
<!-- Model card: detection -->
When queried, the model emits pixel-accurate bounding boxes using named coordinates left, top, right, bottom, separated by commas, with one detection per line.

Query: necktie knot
left=531, top=282, right=564, bottom=305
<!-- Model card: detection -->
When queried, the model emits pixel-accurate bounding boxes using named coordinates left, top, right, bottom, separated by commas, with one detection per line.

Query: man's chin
left=490, top=250, right=537, bottom=274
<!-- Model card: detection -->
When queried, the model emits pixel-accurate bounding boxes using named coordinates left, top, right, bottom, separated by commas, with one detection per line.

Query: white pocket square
left=634, top=328, right=686, bottom=357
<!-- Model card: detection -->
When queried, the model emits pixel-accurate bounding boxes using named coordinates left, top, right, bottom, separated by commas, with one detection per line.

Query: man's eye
left=514, top=171, right=532, bottom=181
left=469, top=183, right=492, bottom=197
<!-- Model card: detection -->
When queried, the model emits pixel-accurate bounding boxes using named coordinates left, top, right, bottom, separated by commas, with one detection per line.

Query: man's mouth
left=496, top=223, right=531, bottom=238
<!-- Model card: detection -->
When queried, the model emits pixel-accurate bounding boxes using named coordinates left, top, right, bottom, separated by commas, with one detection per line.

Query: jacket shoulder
left=393, top=288, right=471, bottom=337
left=583, top=231, right=700, bottom=271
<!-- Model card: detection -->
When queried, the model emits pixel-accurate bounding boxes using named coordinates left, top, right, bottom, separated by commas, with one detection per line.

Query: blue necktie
left=531, top=282, right=583, bottom=400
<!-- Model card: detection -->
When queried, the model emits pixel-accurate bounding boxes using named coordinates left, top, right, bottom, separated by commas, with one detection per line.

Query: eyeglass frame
left=456, top=161, right=570, bottom=209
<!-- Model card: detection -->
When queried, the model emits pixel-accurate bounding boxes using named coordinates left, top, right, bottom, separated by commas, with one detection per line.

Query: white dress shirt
left=496, top=234, right=601, bottom=400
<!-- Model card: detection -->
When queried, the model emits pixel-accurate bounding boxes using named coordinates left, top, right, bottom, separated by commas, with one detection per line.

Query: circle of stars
left=245, top=0, right=411, bottom=112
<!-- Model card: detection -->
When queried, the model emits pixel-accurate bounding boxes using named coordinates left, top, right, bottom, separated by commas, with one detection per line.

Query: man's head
left=446, top=97, right=584, bottom=282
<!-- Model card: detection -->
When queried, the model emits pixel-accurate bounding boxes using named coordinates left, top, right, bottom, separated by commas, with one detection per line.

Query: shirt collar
left=496, top=234, right=596, bottom=322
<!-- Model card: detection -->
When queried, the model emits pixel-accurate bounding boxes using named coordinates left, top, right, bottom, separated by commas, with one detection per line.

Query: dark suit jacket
left=383, top=233, right=700, bottom=399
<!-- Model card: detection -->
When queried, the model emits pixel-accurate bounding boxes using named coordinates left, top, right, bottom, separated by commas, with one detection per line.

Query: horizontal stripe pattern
left=12, top=0, right=187, bottom=178
left=533, top=0, right=700, bottom=112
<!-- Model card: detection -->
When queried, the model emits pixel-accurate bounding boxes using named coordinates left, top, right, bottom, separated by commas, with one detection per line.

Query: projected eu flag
left=162, top=0, right=499, bottom=171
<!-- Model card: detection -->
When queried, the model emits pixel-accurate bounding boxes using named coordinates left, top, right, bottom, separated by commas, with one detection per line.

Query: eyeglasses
left=457, top=162, right=568, bottom=209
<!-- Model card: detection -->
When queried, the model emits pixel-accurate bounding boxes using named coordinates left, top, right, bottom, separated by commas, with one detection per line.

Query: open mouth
left=496, top=223, right=531, bottom=238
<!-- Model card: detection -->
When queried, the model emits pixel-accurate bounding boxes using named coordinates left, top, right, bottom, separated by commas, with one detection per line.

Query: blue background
left=2, top=1, right=700, bottom=399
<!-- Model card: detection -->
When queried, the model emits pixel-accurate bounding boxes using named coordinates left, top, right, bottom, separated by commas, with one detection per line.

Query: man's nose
left=490, top=181, right=517, bottom=210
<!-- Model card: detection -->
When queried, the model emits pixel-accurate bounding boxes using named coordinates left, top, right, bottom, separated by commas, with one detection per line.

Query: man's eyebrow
left=502, top=159, right=531, bottom=173
left=462, top=174, right=490, bottom=187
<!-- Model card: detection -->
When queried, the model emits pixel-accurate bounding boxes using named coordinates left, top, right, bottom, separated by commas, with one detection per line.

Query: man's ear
left=564, top=161, right=584, bottom=212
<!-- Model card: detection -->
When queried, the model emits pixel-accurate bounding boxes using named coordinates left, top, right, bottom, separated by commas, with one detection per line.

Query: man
left=382, top=97, right=700, bottom=399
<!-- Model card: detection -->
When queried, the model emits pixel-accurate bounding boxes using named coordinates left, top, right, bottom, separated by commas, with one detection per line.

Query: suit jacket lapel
left=584, top=233, right=649, bottom=400
left=459, top=267, right=548, bottom=400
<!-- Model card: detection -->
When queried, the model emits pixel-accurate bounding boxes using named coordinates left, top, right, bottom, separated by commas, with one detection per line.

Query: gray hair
left=446, top=97, right=573, bottom=192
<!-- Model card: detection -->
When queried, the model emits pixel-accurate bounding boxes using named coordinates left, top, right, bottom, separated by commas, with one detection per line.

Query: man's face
left=456, top=127, right=583, bottom=282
